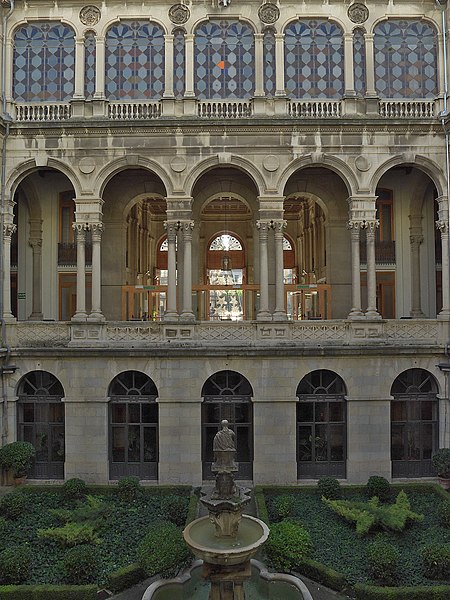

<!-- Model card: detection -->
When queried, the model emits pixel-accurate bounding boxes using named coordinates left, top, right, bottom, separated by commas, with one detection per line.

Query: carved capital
left=91, top=222, right=104, bottom=240
left=29, top=237, right=42, bottom=251
left=365, top=220, right=379, bottom=234
left=410, top=234, right=424, bottom=246
left=271, top=219, right=287, bottom=236
left=3, top=223, right=16, bottom=238
left=436, top=219, right=448, bottom=233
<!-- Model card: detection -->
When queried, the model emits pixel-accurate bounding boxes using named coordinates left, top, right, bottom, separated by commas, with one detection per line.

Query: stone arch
left=97, top=157, right=172, bottom=198
left=280, top=15, right=347, bottom=35
left=101, top=15, right=169, bottom=37
left=190, top=15, right=257, bottom=36
left=369, top=155, right=445, bottom=197
left=7, top=159, right=82, bottom=200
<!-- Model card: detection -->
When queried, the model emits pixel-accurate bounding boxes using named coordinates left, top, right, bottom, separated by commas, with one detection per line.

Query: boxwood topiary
left=59, top=545, right=101, bottom=584
left=264, top=518, right=312, bottom=572
left=0, top=546, right=33, bottom=584
left=366, top=476, right=391, bottom=502
left=117, top=476, right=142, bottom=501
left=422, top=543, right=450, bottom=580
left=366, top=537, right=400, bottom=585
left=137, top=521, right=190, bottom=578
left=62, top=478, right=87, bottom=500
left=317, top=477, right=341, bottom=500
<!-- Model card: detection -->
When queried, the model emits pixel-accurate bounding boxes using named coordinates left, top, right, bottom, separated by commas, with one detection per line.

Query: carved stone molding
left=80, top=5, right=101, bottom=27
left=258, top=3, right=280, bottom=25
left=169, top=4, right=190, bottom=25
left=347, top=3, right=369, bottom=24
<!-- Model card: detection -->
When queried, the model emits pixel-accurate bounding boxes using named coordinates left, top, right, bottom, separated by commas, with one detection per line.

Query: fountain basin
left=183, top=515, right=269, bottom=566
left=142, top=559, right=314, bottom=600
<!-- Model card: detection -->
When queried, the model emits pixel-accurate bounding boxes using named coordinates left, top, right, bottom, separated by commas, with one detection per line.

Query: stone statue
left=213, top=419, right=236, bottom=452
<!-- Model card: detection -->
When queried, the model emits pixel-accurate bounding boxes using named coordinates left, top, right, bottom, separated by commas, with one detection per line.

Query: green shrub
left=0, top=547, right=33, bottom=584
left=366, top=476, right=391, bottom=502
left=117, top=476, right=142, bottom=501
left=0, top=493, right=27, bottom=520
left=294, top=556, right=347, bottom=592
left=272, top=494, right=295, bottom=521
left=62, top=478, right=87, bottom=500
left=137, top=521, right=190, bottom=578
left=265, top=519, right=312, bottom=572
left=422, top=543, right=450, bottom=580
left=160, top=494, right=188, bottom=527
left=59, top=545, right=100, bottom=584
left=0, top=442, right=36, bottom=477
left=322, top=490, right=424, bottom=536
left=0, top=585, right=97, bottom=599
left=107, top=562, right=146, bottom=593
left=438, top=502, right=450, bottom=529
left=366, top=537, right=400, bottom=585
left=317, top=477, right=341, bottom=500
left=37, top=522, right=101, bottom=547
left=354, top=583, right=450, bottom=599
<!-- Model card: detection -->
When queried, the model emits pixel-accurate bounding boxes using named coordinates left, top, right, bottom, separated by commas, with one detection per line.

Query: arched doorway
left=17, top=371, right=65, bottom=479
left=108, top=370, right=159, bottom=480
left=296, top=369, right=347, bottom=478
left=201, top=370, right=253, bottom=479
left=391, top=368, right=438, bottom=478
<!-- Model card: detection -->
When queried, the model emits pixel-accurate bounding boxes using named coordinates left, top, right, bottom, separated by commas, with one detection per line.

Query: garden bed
left=0, top=480, right=196, bottom=594
left=257, top=482, right=450, bottom=594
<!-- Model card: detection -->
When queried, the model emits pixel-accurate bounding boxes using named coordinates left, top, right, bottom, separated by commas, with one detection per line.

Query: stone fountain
left=142, top=419, right=313, bottom=600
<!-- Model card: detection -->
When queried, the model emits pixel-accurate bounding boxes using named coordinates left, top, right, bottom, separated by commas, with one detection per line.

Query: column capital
left=3, top=223, right=16, bottom=237
left=365, top=220, right=379, bottom=234
left=28, top=237, right=42, bottom=250
left=271, top=219, right=287, bottom=234
left=90, top=222, right=104, bottom=239
left=410, top=233, right=424, bottom=246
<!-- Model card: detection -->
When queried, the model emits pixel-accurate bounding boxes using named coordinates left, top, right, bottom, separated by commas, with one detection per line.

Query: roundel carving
left=80, top=5, right=101, bottom=26
left=169, top=4, right=190, bottom=25
left=347, top=3, right=369, bottom=24
left=258, top=3, right=280, bottom=25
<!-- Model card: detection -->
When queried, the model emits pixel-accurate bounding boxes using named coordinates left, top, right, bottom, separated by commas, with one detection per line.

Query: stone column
left=409, top=214, right=424, bottom=318
left=72, top=224, right=87, bottom=321
left=344, top=33, right=355, bottom=95
left=365, top=221, right=381, bottom=318
left=184, top=34, right=195, bottom=97
left=275, top=33, right=285, bottom=96
left=2, top=224, right=16, bottom=322
left=88, top=223, right=105, bottom=321
left=163, top=34, right=174, bottom=98
left=256, top=221, right=271, bottom=320
left=347, top=221, right=364, bottom=318
left=28, top=236, right=43, bottom=320
left=94, top=37, right=105, bottom=99
left=74, top=37, right=85, bottom=99
left=180, top=220, right=195, bottom=320
left=364, top=33, right=377, bottom=97
left=164, top=221, right=179, bottom=320
left=254, top=33, right=264, bottom=96
left=273, top=220, right=287, bottom=320
left=437, top=195, right=450, bottom=319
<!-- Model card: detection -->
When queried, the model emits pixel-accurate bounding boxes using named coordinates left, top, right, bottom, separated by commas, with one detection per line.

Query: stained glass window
left=194, top=20, right=255, bottom=99
left=173, top=28, right=186, bottom=99
left=263, top=27, right=276, bottom=97
left=374, top=20, right=438, bottom=98
left=284, top=20, right=344, bottom=99
left=84, top=32, right=96, bottom=99
left=105, top=21, right=165, bottom=100
left=209, top=234, right=242, bottom=250
left=13, top=22, right=75, bottom=102
left=353, top=28, right=366, bottom=97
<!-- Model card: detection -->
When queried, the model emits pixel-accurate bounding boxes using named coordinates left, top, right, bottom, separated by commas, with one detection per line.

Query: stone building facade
left=0, top=0, right=449, bottom=485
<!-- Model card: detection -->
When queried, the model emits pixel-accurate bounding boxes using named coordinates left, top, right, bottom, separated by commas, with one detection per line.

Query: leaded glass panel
left=353, top=28, right=366, bottom=97
left=284, top=20, right=344, bottom=99
left=194, top=20, right=255, bottom=99
left=374, top=20, right=438, bottom=98
left=263, top=28, right=276, bottom=96
left=13, top=22, right=75, bottom=102
left=105, top=21, right=165, bottom=100
left=84, top=32, right=96, bottom=99
left=173, top=28, right=186, bottom=99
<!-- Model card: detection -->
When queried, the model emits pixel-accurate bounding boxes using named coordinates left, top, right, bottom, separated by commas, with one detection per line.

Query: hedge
left=106, top=563, right=146, bottom=594
left=295, top=557, right=348, bottom=592
left=354, top=583, right=450, bottom=600
left=0, top=585, right=97, bottom=599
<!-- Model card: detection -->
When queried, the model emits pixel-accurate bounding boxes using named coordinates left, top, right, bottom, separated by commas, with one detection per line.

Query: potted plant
left=0, top=441, right=36, bottom=485
left=432, top=448, right=450, bottom=490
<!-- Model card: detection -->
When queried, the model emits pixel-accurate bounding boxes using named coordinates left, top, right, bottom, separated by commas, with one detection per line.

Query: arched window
left=105, top=21, right=165, bottom=100
left=296, top=370, right=347, bottom=478
left=374, top=20, right=438, bottom=98
left=13, top=22, right=75, bottom=102
left=391, top=369, right=438, bottom=477
left=173, top=28, right=186, bottom=99
left=194, top=20, right=255, bottom=99
left=263, top=27, right=276, bottom=96
left=353, top=28, right=366, bottom=97
left=202, top=371, right=253, bottom=479
left=284, top=20, right=344, bottom=99
left=84, top=31, right=96, bottom=100
left=17, top=371, right=65, bottom=479
left=108, top=371, right=159, bottom=480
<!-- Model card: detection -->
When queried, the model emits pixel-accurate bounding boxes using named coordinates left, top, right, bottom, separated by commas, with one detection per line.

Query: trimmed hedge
left=354, top=583, right=450, bottom=599
left=106, top=562, right=146, bottom=594
left=0, top=585, right=97, bottom=599
left=295, top=557, right=348, bottom=592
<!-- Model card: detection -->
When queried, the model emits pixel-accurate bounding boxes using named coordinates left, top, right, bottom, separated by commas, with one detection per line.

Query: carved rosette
left=258, top=3, right=280, bottom=25
left=80, top=5, right=101, bottom=26
left=347, top=3, right=369, bottom=24
left=169, top=3, right=190, bottom=25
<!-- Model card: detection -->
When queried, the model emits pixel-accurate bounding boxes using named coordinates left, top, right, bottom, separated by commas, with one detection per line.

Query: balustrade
left=14, top=103, right=71, bottom=122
